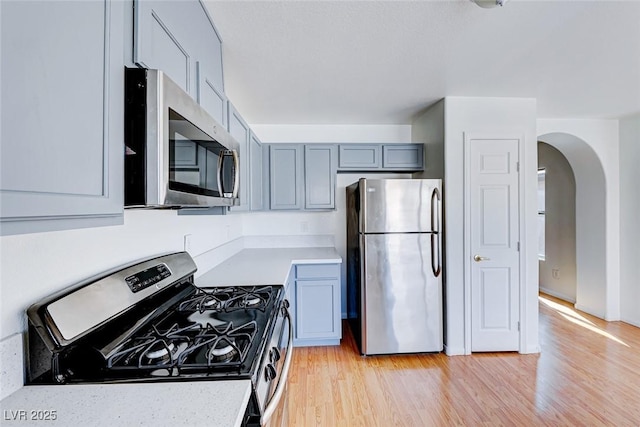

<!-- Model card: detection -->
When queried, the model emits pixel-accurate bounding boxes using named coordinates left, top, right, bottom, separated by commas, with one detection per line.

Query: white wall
left=537, top=119, right=620, bottom=320
left=443, top=97, right=539, bottom=355
left=252, top=124, right=412, bottom=144
left=412, top=100, right=445, bottom=180
left=619, top=114, right=640, bottom=328
left=0, top=210, right=244, bottom=339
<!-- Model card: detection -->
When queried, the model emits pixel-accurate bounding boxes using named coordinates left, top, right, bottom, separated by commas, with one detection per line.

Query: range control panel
left=125, top=263, right=172, bottom=293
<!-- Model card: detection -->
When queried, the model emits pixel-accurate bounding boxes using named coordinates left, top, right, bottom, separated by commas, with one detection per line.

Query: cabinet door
left=249, top=133, right=264, bottom=211
left=134, top=0, right=193, bottom=93
left=296, top=279, right=341, bottom=340
left=304, top=145, right=337, bottom=210
left=197, top=62, right=227, bottom=128
left=269, top=145, right=303, bottom=210
left=0, top=0, right=124, bottom=235
left=382, top=144, right=424, bottom=170
left=134, top=0, right=224, bottom=106
left=338, top=144, right=381, bottom=170
left=227, top=103, right=250, bottom=211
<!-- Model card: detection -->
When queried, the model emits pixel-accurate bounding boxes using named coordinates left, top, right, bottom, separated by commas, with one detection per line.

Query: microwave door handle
left=216, top=152, right=224, bottom=197
left=231, top=149, right=240, bottom=199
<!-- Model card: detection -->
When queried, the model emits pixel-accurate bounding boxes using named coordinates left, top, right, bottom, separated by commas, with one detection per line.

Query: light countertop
left=0, top=380, right=251, bottom=427
left=196, top=247, right=342, bottom=288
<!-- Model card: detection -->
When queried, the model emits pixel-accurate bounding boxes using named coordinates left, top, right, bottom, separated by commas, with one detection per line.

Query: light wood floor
left=285, top=294, right=640, bottom=426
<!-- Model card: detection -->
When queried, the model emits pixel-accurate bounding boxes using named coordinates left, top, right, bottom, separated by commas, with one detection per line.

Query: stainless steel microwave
left=124, top=68, right=240, bottom=208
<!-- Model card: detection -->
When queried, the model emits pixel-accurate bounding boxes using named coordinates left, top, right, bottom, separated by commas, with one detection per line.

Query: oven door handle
left=262, top=305, right=294, bottom=426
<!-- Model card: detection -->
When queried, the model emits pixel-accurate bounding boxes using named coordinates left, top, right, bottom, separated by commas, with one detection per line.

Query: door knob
left=474, top=255, right=491, bottom=262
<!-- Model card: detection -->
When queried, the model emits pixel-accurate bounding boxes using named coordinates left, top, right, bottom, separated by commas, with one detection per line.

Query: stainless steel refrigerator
left=346, top=178, right=443, bottom=355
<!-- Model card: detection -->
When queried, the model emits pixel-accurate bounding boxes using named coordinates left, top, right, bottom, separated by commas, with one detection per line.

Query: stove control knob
left=265, top=364, right=277, bottom=381
left=270, top=347, right=281, bottom=363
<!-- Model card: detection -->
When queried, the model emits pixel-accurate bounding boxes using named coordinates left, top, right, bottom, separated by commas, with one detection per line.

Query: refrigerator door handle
left=431, top=233, right=441, bottom=277
left=430, top=187, right=442, bottom=277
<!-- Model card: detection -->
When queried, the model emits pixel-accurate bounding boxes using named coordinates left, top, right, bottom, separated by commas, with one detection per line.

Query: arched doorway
left=537, top=141, right=577, bottom=303
left=537, top=132, right=607, bottom=319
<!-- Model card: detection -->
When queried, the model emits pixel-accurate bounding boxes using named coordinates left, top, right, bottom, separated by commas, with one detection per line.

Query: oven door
left=260, top=301, right=293, bottom=427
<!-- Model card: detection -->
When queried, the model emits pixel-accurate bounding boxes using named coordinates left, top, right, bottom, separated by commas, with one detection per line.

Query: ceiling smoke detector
left=472, top=0, right=508, bottom=8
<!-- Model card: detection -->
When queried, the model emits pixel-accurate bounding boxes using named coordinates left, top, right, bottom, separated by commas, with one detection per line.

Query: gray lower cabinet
left=292, top=264, right=341, bottom=347
left=267, top=144, right=336, bottom=211
left=0, top=0, right=125, bottom=235
left=337, top=144, right=424, bottom=172
left=134, top=0, right=226, bottom=125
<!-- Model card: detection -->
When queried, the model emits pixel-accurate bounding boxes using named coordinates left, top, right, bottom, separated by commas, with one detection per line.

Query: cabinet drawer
left=296, top=264, right=340, bottom=280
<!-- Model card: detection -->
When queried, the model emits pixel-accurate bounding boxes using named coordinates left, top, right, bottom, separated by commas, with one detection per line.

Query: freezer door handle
left=430, top=187, right=441, bottom=233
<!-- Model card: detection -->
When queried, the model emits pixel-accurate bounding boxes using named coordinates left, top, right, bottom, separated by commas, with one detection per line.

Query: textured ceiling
left=204, top=0, right=640, bottom=125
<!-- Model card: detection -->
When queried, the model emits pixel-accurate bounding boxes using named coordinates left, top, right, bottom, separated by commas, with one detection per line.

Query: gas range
left=26, top=252, right=292, bottom=426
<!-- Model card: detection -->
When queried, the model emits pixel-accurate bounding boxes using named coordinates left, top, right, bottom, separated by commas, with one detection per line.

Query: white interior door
left=467, top=136, right=521, bottom=351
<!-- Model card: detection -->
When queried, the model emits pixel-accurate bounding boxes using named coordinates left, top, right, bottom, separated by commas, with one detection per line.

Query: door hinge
left=516, top=162, right=520, bottom=172
left=517, top=321, right=520, bottom=332
left=517, top=242, right=520, bottom=251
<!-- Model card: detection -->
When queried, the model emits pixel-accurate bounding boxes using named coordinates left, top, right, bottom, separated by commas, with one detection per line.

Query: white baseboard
left=520, top=345, right=541, bottom=354
left=574, top=303, right=605, bottom=320
left=620, top=317, right=640, bottom=329
left=444, top=345, right=467, bottom=356
left=539, top=287, right=576, bottom=303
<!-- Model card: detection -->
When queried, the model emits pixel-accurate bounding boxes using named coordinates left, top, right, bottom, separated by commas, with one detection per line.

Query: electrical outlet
left=183, top=234, right=192, bottom=253
left=300, top=221, right=309, bottom=233
left=552, top=269, right=560, bottom=279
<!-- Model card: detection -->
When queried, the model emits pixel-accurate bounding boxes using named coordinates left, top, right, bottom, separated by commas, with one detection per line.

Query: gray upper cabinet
left=0, top=0, right=125, bottom=235
left=269, top=145, right=304, bottom=210
left=266, top=144, right=337, bottom=211
left=338, top=144, right=381, bottom=170
left=227, top=102, right=250, bottom=211
left=134, top=0, right=226, bottom=125
left=304, top=145, right=337, bottom=210
left=249, top=133, right=264, bottom=211
left=134, top=0, right=192, bottom=92
left=337, top=144, right=424, bottom=172
left=197, top=62, right=227, bottom=129
left=382, top=144, right=424, bottom=170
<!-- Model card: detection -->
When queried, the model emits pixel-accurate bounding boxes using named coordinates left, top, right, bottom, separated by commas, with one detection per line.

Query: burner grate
left=106, top=319, right=257, bottom=373
left=177, top=286, right=273, bottom=313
